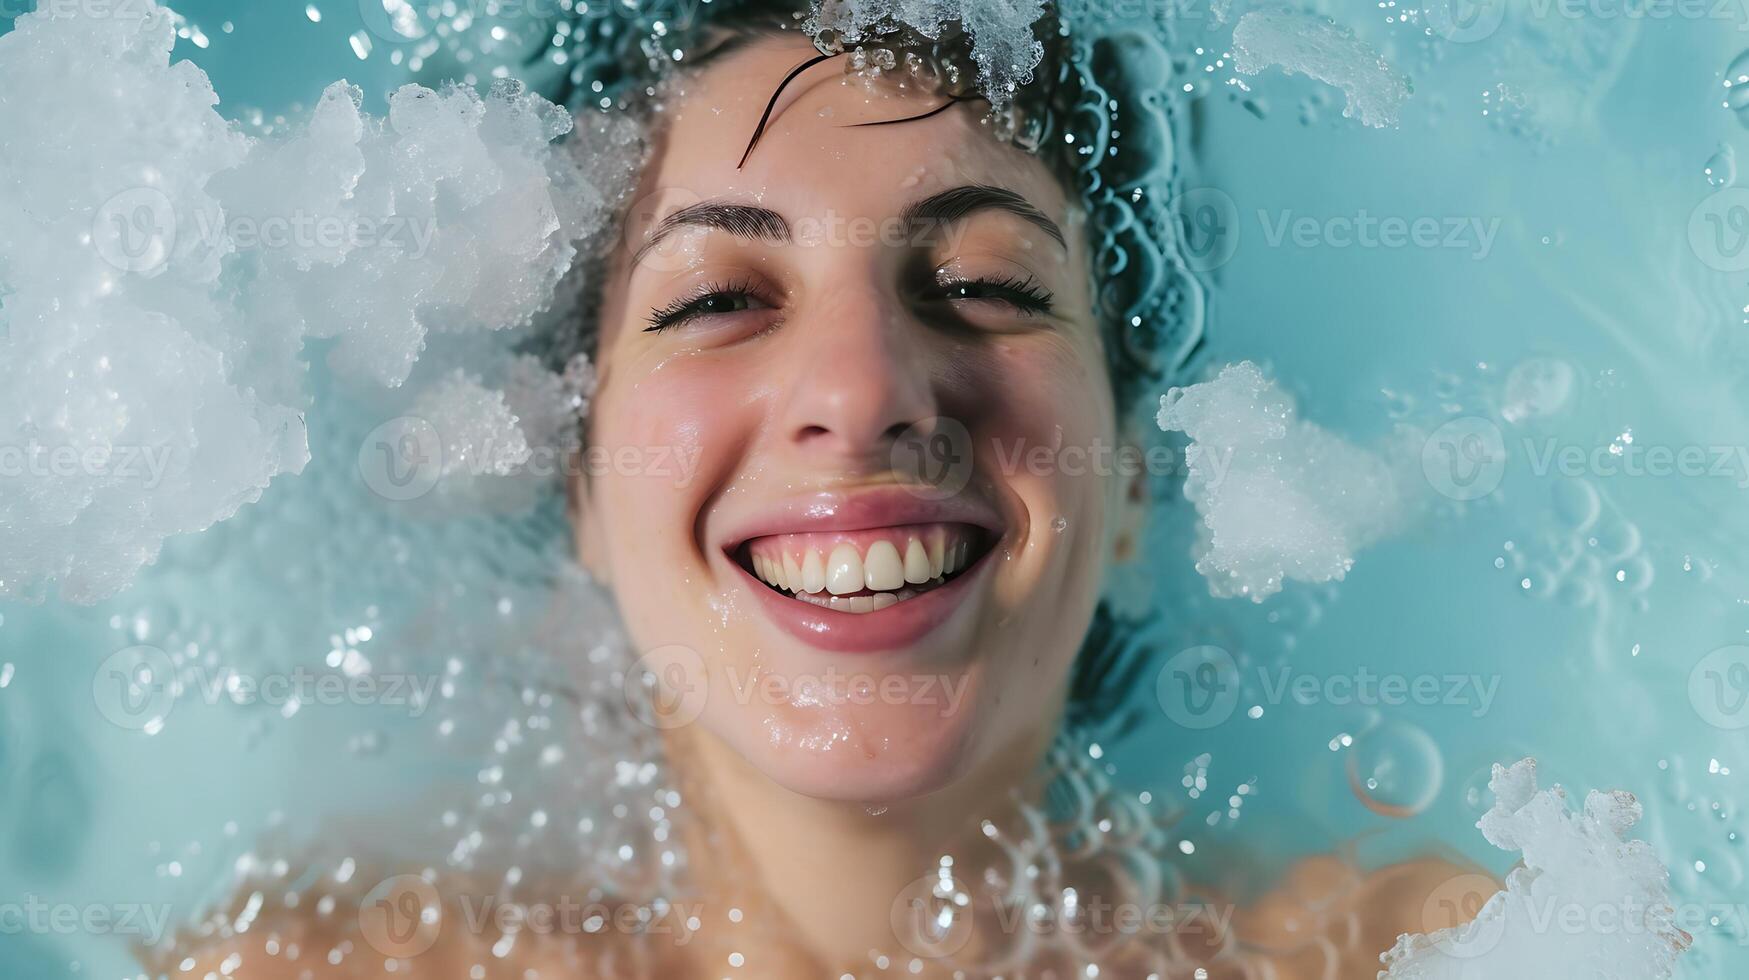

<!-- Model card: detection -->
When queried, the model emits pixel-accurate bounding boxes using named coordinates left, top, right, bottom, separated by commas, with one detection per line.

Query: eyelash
left=924, top=274, right=1055, bottom=314
left=644, top=278, right=764, bottom=332
left=642, top=274, right=1055, bottom=333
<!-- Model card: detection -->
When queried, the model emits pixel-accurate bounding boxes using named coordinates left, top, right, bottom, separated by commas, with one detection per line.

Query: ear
left=566, top=447, right=612, bottom=585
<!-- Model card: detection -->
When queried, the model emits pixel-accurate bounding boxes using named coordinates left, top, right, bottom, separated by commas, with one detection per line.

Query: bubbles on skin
left=878, top=734, right=1369, bottom=974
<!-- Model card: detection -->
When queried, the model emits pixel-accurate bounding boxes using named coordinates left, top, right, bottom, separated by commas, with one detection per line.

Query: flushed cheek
left=970, top=341, right=1113, bottom=613
left=594, top=364, right=748, bottom=617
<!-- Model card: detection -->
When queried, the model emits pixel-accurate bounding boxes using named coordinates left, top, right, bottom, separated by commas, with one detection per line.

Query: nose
left=777, top=282, right=940, bottom=471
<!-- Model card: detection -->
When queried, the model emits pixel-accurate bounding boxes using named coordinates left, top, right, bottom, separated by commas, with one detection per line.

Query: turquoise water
left=2, top=1, right=1747, bottom=976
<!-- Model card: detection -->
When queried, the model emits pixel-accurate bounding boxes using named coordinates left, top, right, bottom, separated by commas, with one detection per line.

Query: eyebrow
left=901, top=184, right=1066, bottom=249
left=629, top=201, right=792, bottom=270
left=628, top=184, right=1067, bottom=271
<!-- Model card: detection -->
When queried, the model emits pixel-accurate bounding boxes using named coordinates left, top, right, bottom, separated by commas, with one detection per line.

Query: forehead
left=646, top=32, right=1072, bottom=225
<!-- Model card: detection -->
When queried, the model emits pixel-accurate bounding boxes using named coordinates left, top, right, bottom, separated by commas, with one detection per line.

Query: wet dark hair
left=543, top=0, right=1204, bottom=737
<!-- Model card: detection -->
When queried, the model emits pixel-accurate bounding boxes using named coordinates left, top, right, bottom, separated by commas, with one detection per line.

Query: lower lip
left=730, top=551, right=993, bottom=654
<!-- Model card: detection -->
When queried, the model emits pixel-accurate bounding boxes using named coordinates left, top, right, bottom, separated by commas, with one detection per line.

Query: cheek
left=957, top=328, right=1114, bottom=641
left=978, top=331, right=1114, bottom=521
left=593, top=358, right=751, bottom=572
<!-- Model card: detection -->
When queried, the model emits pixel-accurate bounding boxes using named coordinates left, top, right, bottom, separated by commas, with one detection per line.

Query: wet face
left=574, top=32, right=1121, bottom=803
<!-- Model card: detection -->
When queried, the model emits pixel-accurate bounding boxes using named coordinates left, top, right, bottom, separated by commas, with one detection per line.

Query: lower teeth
left=783, top=576, right=948, bottom=613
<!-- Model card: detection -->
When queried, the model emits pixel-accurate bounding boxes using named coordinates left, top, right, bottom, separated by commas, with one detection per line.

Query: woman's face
left=575, top=32, right=1121, bottom=803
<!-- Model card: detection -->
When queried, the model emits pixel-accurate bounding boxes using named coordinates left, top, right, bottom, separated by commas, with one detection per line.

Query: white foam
left=1383, top=759, right=1689, bottom=979
left=0, top=2, right=305, bottom=604
left=807, top=0, right=1047, bottom=105
left=0, top=0, right=635, bottom=602
left=1231, top=9, right=1410, bottom=128
left=1156, top=361, right=1403, bottom=602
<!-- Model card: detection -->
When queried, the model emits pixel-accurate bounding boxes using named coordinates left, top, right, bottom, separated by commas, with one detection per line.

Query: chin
left=720, top=681, right=993, bottom=804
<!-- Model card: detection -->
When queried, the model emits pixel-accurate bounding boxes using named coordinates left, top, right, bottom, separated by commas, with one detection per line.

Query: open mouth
left=733, top=522, right=994, bottom=614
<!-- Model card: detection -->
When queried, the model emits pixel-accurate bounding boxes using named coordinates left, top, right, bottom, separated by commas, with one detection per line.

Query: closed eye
left=922, top=274, right=1055, bottom=316
left=644, top=279, right=771, bottom=332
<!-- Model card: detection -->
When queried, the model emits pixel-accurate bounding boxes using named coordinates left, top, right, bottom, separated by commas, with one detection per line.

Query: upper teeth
left=749, top=533, right=973, bottom=596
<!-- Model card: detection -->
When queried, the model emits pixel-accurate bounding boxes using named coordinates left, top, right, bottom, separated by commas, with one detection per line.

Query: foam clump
left=0, top=0, right=636, bottom=602
left=1383, top=759, right=1689, bottom=979
left=807, top=0, right=1047, bottom=105
left=1157, top=361, right=1403, bottom=602
left=1231, top=9, right=1409, bottom=128
left=218, top=77, right=608, bottom=388
left=389, top=352, right=596, bottom=510
left=0, top=1, right=306, bottom=603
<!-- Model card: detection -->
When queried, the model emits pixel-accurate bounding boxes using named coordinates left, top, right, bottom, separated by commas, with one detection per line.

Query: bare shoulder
left=1232, top=854, right=1491, bottom=979
left=141, top=867, right=677, bottom=979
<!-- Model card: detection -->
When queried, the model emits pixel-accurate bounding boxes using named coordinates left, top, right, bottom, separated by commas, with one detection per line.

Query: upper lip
left=717, top=485, right=1006, bottom=554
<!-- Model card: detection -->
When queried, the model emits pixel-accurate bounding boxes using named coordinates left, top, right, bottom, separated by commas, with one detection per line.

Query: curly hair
left=540, top=0, right=1206, bottom=736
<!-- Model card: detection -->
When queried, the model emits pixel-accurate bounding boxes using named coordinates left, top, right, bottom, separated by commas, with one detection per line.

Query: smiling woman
left=151, top=2, right=1473, bottom=977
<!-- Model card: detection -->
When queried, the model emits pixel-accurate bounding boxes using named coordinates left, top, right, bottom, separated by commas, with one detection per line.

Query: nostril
left=797, top=424, right=832, bottom=442
left=883, top=420, right=922, bottom=441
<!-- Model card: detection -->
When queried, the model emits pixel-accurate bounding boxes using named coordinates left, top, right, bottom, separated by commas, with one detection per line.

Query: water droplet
left=1705, top=144, right=1738, bottom=187
left=1726, top=50, right=1749, bottom=125
left=1346, top=719, right=1444, bottom=818
left=1051, top=516, right=1067, bottom=533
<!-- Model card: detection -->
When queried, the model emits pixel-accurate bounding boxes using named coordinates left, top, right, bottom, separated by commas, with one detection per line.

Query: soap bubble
left=1346, top=719, right=1444, bottom=817
left=1551, top=479, right=1601, bottom=532
left=1501, top=357, right=1575, bottom=423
